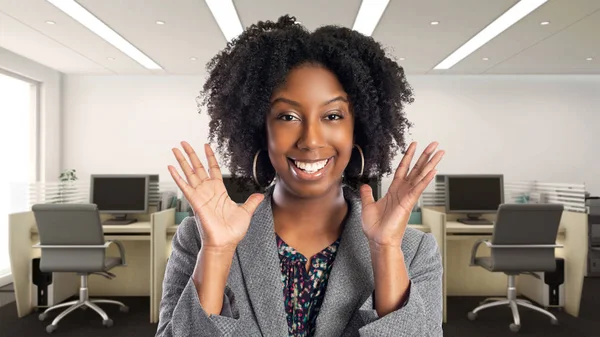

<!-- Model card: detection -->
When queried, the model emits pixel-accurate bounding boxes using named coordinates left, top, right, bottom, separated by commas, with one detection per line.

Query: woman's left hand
left=360, top=141, right=444, bottom=247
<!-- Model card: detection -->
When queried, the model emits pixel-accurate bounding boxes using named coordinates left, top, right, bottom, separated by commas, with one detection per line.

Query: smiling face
left=266, top=64, right=354, bottom=198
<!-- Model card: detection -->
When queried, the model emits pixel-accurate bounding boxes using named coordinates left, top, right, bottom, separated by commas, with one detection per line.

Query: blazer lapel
left=314, top=187, right=375, bottom=337
left=236, top=188, right=289, bottom=337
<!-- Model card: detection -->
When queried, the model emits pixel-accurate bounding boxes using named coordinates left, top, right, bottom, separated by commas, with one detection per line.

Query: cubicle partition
left=422, top=179, right=588, bottom=322
left=7, top=180, right=177, bottom=323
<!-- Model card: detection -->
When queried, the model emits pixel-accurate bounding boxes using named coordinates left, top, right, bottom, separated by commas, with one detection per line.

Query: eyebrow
left=270, top=96, right=348, bottom=108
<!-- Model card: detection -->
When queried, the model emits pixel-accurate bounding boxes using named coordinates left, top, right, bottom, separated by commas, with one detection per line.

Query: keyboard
left=458, top=219, right=494, bottom=225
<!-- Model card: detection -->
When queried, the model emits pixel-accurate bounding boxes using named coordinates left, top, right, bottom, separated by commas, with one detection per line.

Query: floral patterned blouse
left=276, top=234, right=341, bottom=337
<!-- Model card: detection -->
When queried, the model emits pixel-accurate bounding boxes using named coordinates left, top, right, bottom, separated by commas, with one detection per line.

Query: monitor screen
left=222, top=177, right=261, bottom=203
left=445, top=175, right=504, bottom=213
left=366, top=177, right=382, bottom=201
left=90, top=175, right=149, bottom=213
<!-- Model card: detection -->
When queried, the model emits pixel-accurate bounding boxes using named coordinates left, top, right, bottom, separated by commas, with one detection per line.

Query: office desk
left=422, top=207, right=587, bottom=323
left=8, top=211, right=162, bottom=323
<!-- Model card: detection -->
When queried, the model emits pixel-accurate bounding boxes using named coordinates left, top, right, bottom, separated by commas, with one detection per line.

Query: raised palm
left=360, top=142, right=444, bottom=246
left=168, top=142, right=264, bottom=251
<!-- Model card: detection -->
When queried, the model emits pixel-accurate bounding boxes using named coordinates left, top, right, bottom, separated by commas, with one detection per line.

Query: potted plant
left=57, top=169, right=78, bottom=203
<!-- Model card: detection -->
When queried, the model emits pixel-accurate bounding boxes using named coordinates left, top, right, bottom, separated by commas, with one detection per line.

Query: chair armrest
left=470, top=239, right=488, bottom=266
left=106, top=240, right=126, bottom=266
left=33, top=242, right=110, bottom=249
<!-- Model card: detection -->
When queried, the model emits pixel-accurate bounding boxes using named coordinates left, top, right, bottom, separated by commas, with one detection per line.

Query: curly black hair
left=198, top=15, right=414, bottom=190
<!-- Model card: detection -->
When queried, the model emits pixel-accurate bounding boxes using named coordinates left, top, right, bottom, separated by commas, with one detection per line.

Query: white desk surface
left=446, top=221, right=566, bottom=234
left=31, top=221, right=152, bottom=234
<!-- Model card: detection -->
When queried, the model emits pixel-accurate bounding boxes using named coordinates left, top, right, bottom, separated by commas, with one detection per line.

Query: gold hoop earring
left=354, top=144, right=365, bottom=177
left=252, top=149, right=262, bottom=187
left=253, top=149, right=276, bottom=188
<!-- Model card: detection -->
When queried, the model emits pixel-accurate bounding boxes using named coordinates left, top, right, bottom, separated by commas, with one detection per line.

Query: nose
left=297, top=120, right=326, bottom=150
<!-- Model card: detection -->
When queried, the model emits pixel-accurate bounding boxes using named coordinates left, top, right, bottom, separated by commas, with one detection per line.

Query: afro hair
left=198, top=14, right=414, bottom=190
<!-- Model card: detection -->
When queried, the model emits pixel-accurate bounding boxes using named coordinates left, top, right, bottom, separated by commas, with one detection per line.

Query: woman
left=156, top=15, right=444, bottom=337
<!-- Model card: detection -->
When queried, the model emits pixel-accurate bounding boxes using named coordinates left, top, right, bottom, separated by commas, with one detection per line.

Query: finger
left=181, top=141, right=209, bottom=182
left=408, top=169, right=438, bottom=203
left=359, top=184, right=375, bottom=208
left=240, top=193, right=265, bottom=216
left=172, top=147, right=202, bottom=187
left=406, top=141, right=438, bottom=182
left=168, top=165, right=195, bottom=197
left=412, top=150, right=445, bottom=185
left=393, top=142, right=418, bottom=180
left=204, top=144, right=223, bottom=180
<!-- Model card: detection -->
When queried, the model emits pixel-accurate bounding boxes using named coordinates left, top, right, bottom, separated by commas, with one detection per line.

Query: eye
left=277, top=114, right=299, bottom=122
left=325, top=113, right=343, bottom=121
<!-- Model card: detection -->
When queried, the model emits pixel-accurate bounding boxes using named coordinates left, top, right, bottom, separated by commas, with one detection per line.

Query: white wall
left=62, top=75, right=600, bottom=195
left=0, top=47, right=62, bottom=181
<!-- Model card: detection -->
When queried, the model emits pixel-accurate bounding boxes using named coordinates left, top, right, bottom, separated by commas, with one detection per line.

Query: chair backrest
left=490, top=203, right=564, bottom=273
left=32, top=203, right=106, bottom=273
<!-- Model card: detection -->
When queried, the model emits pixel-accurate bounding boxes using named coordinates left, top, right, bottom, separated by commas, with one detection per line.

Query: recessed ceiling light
left=156, top=21, right=165, bottom=25
left=430, top=21, right=440, bottom=25
left=190, top=57, right=197, bottom=61
left=482, top=57, right=489, bottom=61
left=586, top=57, right=594, bottom=61
left=540, top=21, right=550, bottom=25
left=47, top=0, right=162, bottom=70
left=107, top=57, right=114, bottom=60
left=434, top=0, right=548, bottom=70
left=46, top=21, right=56, bottom=25
left=352, top=0, right=390, bottom=36
left=399, top=57, right=405, bottom=61
left=205, top=0, right=244, bottom=42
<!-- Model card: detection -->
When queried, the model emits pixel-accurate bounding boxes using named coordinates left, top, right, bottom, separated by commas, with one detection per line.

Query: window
left=0, top=71, right=38, bottom=287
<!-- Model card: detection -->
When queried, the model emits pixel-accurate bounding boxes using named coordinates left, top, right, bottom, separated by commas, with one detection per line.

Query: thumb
left=359, top=184, right=375, bottom=209
left=240, top=193, right=265, bottom=216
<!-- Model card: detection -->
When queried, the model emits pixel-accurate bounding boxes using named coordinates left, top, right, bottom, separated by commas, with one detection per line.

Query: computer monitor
left=90, top=174, right=150, bottom=224
left=445, top=174, right=504, bottom=225
left=365, top=176, right=382, bottom=201
left=222, top=176, right=262, bottom=204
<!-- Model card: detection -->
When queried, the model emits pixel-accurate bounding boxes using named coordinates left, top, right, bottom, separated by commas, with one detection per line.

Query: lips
left=287, top=157, right=333, bottom=181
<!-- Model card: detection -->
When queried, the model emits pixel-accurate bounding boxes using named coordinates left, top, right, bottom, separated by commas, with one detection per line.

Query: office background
left=1, top=0, right=600, bottom=336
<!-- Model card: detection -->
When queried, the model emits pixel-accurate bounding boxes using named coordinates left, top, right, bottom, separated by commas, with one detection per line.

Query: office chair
left=32, top=203, right=129, bottom=334
left=467, top=203, right=564, bottom=333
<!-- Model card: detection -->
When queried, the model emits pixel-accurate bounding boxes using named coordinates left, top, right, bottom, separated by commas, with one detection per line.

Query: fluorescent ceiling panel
left=352, top=0, right=390, bottom=36
left=46, top=0, right=162, bottom=70
left=434, top=0, right=548, bottom=70
left=205, top=0, right=244, bottom=42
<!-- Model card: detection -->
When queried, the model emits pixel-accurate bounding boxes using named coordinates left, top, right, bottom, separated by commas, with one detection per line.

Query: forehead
left=273, top=65, right=347, bottom=101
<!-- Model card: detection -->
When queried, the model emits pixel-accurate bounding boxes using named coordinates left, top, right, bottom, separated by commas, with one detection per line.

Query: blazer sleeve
left=155, top=217, right=240, bottom=337
left=358, top=233, right=443, bottom=337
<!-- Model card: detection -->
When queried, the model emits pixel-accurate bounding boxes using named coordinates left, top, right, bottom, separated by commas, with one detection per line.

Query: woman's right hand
left=168, top=141, right=265, bottom=252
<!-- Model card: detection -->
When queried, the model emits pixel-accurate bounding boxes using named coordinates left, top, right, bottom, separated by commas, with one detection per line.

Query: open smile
left=287, top=157, right=334, bottom=181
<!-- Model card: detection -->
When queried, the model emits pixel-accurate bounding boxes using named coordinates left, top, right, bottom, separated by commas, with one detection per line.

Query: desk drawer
left=590, top=221, right=600, bottom=245
left=588, top=249, right=600, bottom=276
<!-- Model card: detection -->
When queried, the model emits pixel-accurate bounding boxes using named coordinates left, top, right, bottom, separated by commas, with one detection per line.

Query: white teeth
left=294, top=159, right=328, bottom=173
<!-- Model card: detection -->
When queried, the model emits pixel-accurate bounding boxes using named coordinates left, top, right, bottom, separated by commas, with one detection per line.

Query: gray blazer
left=156, top=186, right=443, bottom=337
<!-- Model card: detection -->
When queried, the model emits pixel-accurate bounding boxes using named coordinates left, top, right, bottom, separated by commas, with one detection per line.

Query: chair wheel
left=38, top=313, right=47, bottom=321
left=103, top=319, right=113, bottom=327
left=467, top=312, right=477, bottom=320
left=46, top=324, right=57, bottom=334
left=119, top=305, right=129, bottom=313
left=551, top=318, right=559, bottom=325
left=509, top=323, right=521, bottom=332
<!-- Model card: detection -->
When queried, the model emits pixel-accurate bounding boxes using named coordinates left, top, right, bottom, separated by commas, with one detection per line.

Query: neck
left=271, top=182, right=348, bottom=235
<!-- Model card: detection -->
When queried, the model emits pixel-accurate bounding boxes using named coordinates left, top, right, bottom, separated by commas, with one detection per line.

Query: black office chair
left=32, top=203, right=129, bottom=334
left=467, top=203, right=564, bottom=332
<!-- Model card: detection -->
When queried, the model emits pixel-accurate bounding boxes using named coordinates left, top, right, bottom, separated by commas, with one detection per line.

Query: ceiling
left=0, top=0, right=598, bottom=75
